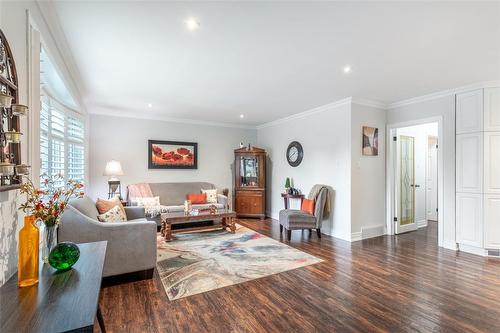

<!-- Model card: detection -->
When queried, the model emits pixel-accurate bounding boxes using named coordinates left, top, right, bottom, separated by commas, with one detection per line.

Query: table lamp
left=103, top=160, right=124, bottom=199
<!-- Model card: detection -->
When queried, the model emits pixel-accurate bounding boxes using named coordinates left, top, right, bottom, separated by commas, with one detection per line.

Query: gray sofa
left=59, top=196, right=157, bottom=278
left=128, top=182, right=228, bottom=226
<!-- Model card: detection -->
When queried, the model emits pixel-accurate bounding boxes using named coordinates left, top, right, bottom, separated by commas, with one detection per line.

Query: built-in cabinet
left=456, top=87, right=500, bottom=254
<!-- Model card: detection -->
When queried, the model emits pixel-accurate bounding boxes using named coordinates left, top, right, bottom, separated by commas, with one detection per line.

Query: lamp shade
left=103, top=160, right=124, bottom=177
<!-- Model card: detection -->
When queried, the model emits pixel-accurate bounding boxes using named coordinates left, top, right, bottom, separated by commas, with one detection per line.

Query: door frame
left=386, top=116, right=444, bottom=247
left=426, top=135, right=439, bottom=222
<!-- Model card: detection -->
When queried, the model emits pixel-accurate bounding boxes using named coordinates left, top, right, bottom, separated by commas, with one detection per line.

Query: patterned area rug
left=156, top=224, right=322, bottom=301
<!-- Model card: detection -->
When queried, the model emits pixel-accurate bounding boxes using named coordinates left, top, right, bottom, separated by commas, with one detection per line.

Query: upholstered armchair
left=59, top=196, right=157, bottom=278
left=279, top=187, right=329, bottom=241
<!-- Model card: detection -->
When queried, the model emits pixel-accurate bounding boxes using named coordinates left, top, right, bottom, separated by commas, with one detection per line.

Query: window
left=40, top=93, right=85, bottom=188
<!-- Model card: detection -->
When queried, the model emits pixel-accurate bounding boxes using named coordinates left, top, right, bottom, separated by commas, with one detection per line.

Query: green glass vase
left=48, top=242, right=80, bottom=271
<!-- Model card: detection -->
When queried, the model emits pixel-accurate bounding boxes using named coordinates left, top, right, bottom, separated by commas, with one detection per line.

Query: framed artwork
left=362, top=126, right=378, bottom=156
left=148, top=140, right=198, bottom=169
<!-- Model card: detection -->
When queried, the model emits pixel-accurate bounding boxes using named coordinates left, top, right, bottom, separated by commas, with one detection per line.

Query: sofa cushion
left=201, top=189, right=218, bottom=203
left=301, top=198, right=315, bottom=215
left=96, top=197, right=126, bottom=216
left=149, top=182, right=216, bottom=206
left=98, top=205, right=127, bottom=222
left=69, top=196, right=99, bottom=219
left=187, top=193, right=207, bottom=204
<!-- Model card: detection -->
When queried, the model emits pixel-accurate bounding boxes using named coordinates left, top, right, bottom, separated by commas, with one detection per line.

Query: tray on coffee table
left=160, top=209, right=236, bottom=241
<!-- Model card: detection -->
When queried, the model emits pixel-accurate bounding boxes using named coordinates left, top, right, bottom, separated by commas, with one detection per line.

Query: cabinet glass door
left=240, top=157, right=259, bottom=187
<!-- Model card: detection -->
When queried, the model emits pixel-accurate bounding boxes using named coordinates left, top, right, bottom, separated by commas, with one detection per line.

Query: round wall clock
left=286, top=141, right=303, bottom=167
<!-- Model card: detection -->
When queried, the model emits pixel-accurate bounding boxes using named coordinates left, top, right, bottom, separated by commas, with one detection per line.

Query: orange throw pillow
left=187, top=193, right=207, bottom=204
left=96, top=197, right=126, bottom=216
left=301, top=198, right=315, bottom=215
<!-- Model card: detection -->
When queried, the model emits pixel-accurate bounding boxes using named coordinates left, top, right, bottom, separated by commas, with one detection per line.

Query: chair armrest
left=124, top=206, right=145, bottom=220
left=217, top=194, right=228, bottom=208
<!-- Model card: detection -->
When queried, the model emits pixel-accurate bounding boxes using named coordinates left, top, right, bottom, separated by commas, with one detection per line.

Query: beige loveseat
left=127, top=182, right=228, bottom=226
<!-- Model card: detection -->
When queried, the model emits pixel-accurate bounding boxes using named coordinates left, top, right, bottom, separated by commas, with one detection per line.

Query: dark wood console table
left=0, top=241, right=107, bottom=333
left=281, top=193, right=305, bottom=209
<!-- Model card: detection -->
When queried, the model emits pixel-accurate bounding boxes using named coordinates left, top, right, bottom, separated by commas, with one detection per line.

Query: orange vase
left=18, top=215, right=39, bottom=287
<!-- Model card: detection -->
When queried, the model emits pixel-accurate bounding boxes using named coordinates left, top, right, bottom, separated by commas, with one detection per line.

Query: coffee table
left=160, top=209, right=237, bottom=241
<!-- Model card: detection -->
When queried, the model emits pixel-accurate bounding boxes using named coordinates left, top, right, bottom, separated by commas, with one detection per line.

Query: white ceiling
left=53, top=1, right=500, bottom=126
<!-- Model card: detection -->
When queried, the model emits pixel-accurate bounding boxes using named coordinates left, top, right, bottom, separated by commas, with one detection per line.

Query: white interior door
left=426, top=136, right=438, bottom=221
left=396, top=135, right=418, bottom=234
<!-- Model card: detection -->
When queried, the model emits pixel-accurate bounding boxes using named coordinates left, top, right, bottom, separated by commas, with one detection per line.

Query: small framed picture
left=362, top=126, right=378, bottom=156
left=148, top=140, right=198, bottom=169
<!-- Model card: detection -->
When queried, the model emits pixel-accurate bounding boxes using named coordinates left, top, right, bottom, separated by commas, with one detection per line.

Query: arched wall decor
left=0, top=28, right=30, bottom=191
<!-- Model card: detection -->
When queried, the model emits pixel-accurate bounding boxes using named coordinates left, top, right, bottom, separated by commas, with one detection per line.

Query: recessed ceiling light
left=343, top=66, right=352, bottom=73
left=185, top=18, right=200, bottom=31
left=147, top=103, right=153, bottom=108
left=239, top=114, right=244, bottom=119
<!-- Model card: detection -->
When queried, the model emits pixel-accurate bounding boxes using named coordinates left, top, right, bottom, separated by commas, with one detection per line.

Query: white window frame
left=40, top=88, right=86, bottom=187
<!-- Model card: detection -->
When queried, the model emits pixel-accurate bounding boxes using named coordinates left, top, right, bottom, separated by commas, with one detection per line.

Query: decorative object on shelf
left=148, top=140, right=198, bottom=169
left=11, top=104, right=28, bottom=116
left=103, top=159, right=124, bottom=199
left=19, top=174, right=84, bottom=262
left=285, top=177, right=291, bottom=192
left=184, top=199, right=192, bottom=215
left=234, top=146, right=266, bottom=219
left=239, top=142, right=244, bottom=148
left=362, top=126, right=379, bottom=156
left=17, top=215, right=39, bottom=287
left=0, top=29, right=28, bottom=192
left=48, top=242, right=80, bottom=271
left=14, top=164, right=30, bottom=175
left=0, top=92, right=12, bottom=107
left=286, top=141, right=303, bottom=167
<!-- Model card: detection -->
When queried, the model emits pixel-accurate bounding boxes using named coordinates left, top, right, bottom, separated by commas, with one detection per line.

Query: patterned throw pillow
left=97, top=205, right=127, bottom=222
left=135, top=196, right=161, bottom=207
left=201, top=189, right=218, bottom=204
left=96, top=196, right=126, bottom=216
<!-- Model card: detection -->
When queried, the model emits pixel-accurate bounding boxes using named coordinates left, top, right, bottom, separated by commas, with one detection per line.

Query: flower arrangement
left=19, top=174, right=84, bottom=227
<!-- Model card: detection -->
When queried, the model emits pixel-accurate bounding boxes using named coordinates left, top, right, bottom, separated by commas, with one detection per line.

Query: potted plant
left=19, top=174, right=84, bottom=263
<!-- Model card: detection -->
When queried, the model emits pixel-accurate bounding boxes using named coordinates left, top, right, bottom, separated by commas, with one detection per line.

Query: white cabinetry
left=456, top=193, right=483, bottom=248
left=455, top=87, right=500, bottom=254
left=456, top=133, right=483, bottom=193
left=456, top=89, right=483, bottom=134
left=484, top=194, right=500, bottom=249
left=484, top=87, right=500, bottom=131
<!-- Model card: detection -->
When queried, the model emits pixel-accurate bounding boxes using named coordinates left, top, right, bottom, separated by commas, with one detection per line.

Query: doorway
left=386, top=118, right=444, bottom=246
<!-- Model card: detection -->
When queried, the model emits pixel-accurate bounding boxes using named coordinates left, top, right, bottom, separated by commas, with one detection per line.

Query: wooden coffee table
left=160, top=209, right=237, bottom=241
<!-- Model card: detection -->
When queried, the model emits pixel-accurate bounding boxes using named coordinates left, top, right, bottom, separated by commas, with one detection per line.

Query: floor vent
left=487, top=249, right=500, bottom=257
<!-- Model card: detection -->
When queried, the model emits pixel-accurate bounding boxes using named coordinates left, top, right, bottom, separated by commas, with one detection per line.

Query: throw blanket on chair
left=308, top=184, right=331, bottom=217
left=127, top=183, right=154, bottom=202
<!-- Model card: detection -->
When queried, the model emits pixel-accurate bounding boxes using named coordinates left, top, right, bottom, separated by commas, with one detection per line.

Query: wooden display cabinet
left=234, top=146, right=266, bottom=219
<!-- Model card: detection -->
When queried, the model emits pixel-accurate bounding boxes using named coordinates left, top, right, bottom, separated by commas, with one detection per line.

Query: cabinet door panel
left=484, top=194, right=500, bottom=249
left=484, top=87, right=500, bottom=131
left=456, top=133, right=483, bottom=193
left=456, top=90, right=483, bottom=134
left=456, top=193, right=483, bottom=248
left=235, top=191, right=263, bottom=215
left=484, top=132, right=500, bottom=193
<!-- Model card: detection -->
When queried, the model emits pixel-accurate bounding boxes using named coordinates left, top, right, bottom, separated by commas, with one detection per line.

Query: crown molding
left=256, top=97, right=352, bottom=129
left=90, top=108, right=256, bottom=130
left=351, top=97, right=387, bottom=109
left=387, top=80, right=500, bottom=109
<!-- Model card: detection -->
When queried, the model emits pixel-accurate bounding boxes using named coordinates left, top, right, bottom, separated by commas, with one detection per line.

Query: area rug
left=156, top=224, right=322, bottom=301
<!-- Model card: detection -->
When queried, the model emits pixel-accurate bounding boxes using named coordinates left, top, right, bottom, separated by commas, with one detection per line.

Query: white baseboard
left=458, top=243, right=487, bottom=257
left=417, top=219, right=428, bottom=228
left=351, top=225, right=385, bottom=242
left=351, top=231, right=362, bottom=242
left=442, top=239, right=458, bottom=251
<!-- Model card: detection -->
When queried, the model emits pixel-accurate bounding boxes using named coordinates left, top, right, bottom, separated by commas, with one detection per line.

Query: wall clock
left=286, top=141, right=303, bottom=167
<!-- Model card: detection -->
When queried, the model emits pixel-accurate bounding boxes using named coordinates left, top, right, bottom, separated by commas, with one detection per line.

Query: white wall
left=350, top=103, right=387, bottom=240
left=257, top=101, right=352, bottom=240
left=88, top=114, right=256, bottom=200
left=387, top=96, right=456, bottom=249
left=397, top=123, right=438, bottom=228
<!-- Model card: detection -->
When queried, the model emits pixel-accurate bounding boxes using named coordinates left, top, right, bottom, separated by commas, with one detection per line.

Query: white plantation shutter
left=40, top=91, right=86, bottom=188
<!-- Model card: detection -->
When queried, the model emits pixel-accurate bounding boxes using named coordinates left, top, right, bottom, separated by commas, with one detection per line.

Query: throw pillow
left=96, top=196, right=126, bottom=216
left=301, top=198, right=315, bottom=215
left=135, top=196, right=161, bottom=207
left=201, top=189, right=218, bottom=204
left=187, top=193, right=207, bottom=204
left=97, top=205, right=127, bottom=222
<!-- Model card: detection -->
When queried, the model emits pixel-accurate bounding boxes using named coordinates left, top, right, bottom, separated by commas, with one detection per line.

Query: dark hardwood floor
left=96, top=219, right=500, bottom=333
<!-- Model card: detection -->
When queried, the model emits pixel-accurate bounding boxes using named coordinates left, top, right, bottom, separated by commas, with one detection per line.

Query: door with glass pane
left=396, top=135, right=418, bottom=234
